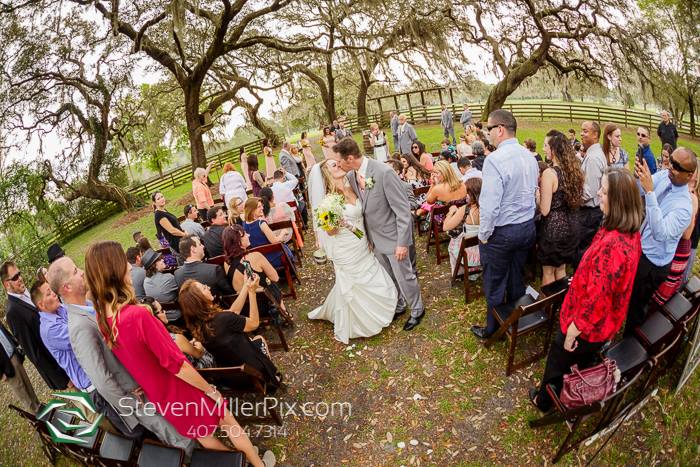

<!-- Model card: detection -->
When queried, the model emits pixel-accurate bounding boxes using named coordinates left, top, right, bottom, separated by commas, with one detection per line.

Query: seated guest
left=659, top=143, right=673, bottom=171
left=531, top=168, right=643, bottom=412
left=48, top=256, right=195, bottom=451
left=181, top=204, right=206, bottom=239
left=142, top=249, right=181, bottom=322
left=83, top=241, right=271, bottom=466
left=218, top=162, right=248, bottom=209
left=457, top=157, right=481, bottom=182
left=456, top=134, right=472, bottom=159
left=142, top=297, right=215, bottom=370
left=419, top=160, right=467, bottom=216
left=271, top=169, right=307, bottom=227
left=152, top=191, right=187, bottom=255
left=444, top=178, right=482, bottom=277
left=126, top=247, right=147, bottom=300
left=243, top=198, right=296, bottom=270
left=261, top=187, right=299, bottom=246
left=228, top=196, right=244, bottom=226
left=202, top=206, right=228, bottom=258
left=411, top=140, right=434, bottom=171
left=179, top=278, right=282, bottom=391
left=470, top=141, right=486, bottom=171
left=32, top=280, right=138, bottom=436
left=625, top=148, right=696, bottom=335
left=400, top=152, right=430, bottom=187
left=1, top=261, right=69, bottom=390
left=247, top=155, right=265, bottom=198
left=174, top=235, right=234, bottom=297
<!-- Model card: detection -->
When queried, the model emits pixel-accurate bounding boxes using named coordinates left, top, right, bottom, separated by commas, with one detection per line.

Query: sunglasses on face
left=7, top=271, right=21, bottom=282
left=670, top=156, right=694, bottom=174
left=486, top=123, right=503, bottom=132
left=412, top=145, right=419, bottom=149
left=637, top=132, right=648, bottom=138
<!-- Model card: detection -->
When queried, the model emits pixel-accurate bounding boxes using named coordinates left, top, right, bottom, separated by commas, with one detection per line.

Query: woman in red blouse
left=84, top=241, right=271, bottom=467
left=530, top=168, right=643, bottom=412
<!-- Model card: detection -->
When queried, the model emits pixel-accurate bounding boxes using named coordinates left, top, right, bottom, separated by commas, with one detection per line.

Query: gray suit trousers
left=375, top=252, right=424, bottom=318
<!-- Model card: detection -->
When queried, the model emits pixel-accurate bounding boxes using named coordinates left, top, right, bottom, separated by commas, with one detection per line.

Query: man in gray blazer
left=335, top=138, right=426, bottom=331
left=459, top=104, right=473, bottom=131
left=174, top=235, right=234, bottom=297
left=47, top=256, right=194, bottom=453
left=397, top=114, right=417, bottom=156
left=278, top=142, right=300, bottom=177
left=441, top=104, right=456, bottom=145
left=390, top=111, right=399, bottom=151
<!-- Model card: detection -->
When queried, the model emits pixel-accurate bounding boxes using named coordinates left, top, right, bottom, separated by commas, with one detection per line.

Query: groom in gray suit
left=334, top=138, right=426, bottom=330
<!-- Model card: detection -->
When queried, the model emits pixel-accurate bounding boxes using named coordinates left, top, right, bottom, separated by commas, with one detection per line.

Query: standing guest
left=239, top=147, right=252, bottom=190
left=567, top=128, right=579, bottom=147
left=218, top=162, right=248, bottom=210
left=181, top=204, right=206, bottom=239
left=444, top=177, right=482, bottom=277
left=174, top=235, right=235, bottom=297
left=471, top=141, right=486, bottom=171
left=460, top=104, right=473, bottom=131
left=300, top=132, right=316, bottom=171
left=602, top=123, right=629, bottom=169
left=576, top=121, right=607, bottom=265
left=247, top=155, right=265, bottom=197
left=653, top=167, right=699, bottom=305
left=83, top=241, right=272, bottom=466
left=411, top=140, right=434, bottom=171
left=1, top=261, right=69, bottom=389
left=635, top=127, right=657, bottom=174
left=270, top=169, right=299, bottom=206
left=334, top=120, right=351, bottom=142
left=0, top=318, right=39, bottom=412
left=659, top=143, right=673, bottom=171
left=192, top=163, right=215, bottom=220
left=524, top=138, right=543, bottom=161
left=126, top=247, right=147, bottom=300
left=261, top=138, right=276, bottom=182
left=49, top=256, right=195, bottom=452
left=440, top=104, right=456, bottom=145
left=278, top=142, right=300, bottom=177
left=330, top=120, right=339, bottom=133
left=530, top=168, right=643, bottom=412
left=390, top=111, right=400, bottom=150
left=289, top=145, right=305, bottom=180
left=179, top=278, right=282, bottom=391
left=47, top=243, right=65, bottom=264
left=202, top=206, right=228, bottom=258
left=397, top=114, right=418, bottom=156
left=142, top=250, right=181, bottom=321
left=320, top=127, right=336, bottom=159
left=243, top=198, right=296, bottom=270
left=457, top=157, right=481, bottom=182
left=657, top=110, right=679, bottom=150
left=536, top=131, right=584, bottom=285
left=625, top=148, right=696, bottom=335
left=152, top=191, right=187, bottom=255
left=471, top=110, right=539, bottom=339
left=369, top=123, right=389, bottom=163
left=456, top=134, right=473, bottom=159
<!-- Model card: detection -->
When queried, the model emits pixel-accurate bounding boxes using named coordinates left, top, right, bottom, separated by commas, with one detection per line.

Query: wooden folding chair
left=137, top=440, right=184, bottom=467
left=268, top=219, right=303, bottom=266
left=219, top=293, right=291, bottom=352
left=484, top=288, right=568, bottom=376
left=9, top=404, right=62, bottom=464
left=286, top=200, right=305, bottom=236
left=190, top=449, right=244, bottom=467
left=450, top=235, right=482, bottom=302
left=413, top=186, right=430, bottom=236
left=248, top=243, right=299, bottom=300
left=205, top=255, right=226, bottom=266
left=425, top=204, right=451, bottom=264
left=198, top=364, right=283, bottom=425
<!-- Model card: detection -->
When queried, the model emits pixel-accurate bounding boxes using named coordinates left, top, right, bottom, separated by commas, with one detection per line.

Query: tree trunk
left=356, top=71, right=370, bottom=127
left=247, top=106, right=280, bottom=146
left=325, top=56, right=337, bottom=124
left=184, top=84, right=208, bottom=170
left=83, top=179, right=140, bottom=210
left=481, top=57, right=546, bottom=120
left=688, top=94, right=696, bottom=137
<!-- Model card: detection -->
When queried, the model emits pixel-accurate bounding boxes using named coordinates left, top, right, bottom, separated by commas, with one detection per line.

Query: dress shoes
left=403, top=312, right=424, bottom=331
left=392, top=310, right=406, bottom=322
left=470, top=325, right=493, bottom=339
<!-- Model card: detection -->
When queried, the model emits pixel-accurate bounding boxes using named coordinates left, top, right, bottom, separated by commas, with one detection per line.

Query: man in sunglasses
left=625, top=148, right=697, bottom=335
left=635, top=126, right=657, bottom=175
left=1, top=261, right=70, bottom=391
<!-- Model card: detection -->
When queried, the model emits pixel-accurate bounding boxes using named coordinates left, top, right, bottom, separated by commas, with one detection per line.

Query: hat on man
left=47, top=243, right=65, bottom=264
left=184, top=204, right=194, bottom=217
left=141, top=248, right=162, bottom=271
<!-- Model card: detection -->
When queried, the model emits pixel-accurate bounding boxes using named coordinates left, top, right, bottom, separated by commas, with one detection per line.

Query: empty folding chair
left=189, top=449, right=244, bottom=467
left=137, top=440, right=184, bottom=467
left=96, top=431, right=135, bottom=466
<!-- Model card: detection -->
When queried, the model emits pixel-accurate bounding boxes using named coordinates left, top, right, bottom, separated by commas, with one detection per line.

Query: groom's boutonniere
left=365, top=177, right=375, bottom=190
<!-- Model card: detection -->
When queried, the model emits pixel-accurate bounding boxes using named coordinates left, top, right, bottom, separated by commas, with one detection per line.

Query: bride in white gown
left=308, top=159, right=398, bottom=344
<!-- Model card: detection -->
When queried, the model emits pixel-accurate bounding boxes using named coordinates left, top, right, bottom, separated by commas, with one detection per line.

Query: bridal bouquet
left=315, top=193, right=364, bottom=239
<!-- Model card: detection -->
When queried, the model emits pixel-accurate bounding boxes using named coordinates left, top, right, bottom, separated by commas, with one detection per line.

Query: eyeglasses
left=8, top=271, right=21, bottom=282
left=670, top=156, right=695, bottom=174
left=411, top=145, right=419, bottom=149
left=486, top=123, right=503, bottom=132
left=636, top=132, right=648, bottom=138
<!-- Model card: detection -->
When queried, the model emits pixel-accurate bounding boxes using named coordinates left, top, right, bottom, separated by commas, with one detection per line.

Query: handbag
left=560, top=357, right=620, bottom=409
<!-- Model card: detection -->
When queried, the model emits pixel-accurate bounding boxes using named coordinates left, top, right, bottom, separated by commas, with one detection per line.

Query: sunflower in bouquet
left=314, top=193, right=364, bottom=239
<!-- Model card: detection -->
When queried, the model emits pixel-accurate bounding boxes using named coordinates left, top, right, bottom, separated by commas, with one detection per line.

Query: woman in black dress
left=152, top=191, right=187, bottom=254
left=536, top=131, right=584, bottom=285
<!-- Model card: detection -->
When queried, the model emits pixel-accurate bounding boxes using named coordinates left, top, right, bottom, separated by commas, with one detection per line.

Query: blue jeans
left=479, top=219, right=536, bottom=333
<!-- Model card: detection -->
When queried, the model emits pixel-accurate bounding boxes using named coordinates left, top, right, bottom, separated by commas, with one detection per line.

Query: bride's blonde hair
left=319, top=160, right=345, bottom=197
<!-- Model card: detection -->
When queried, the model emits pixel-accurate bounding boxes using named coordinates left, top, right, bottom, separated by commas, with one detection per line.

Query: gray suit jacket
left=390, top=115, right=399, bottom=136
left=441, top=109, right=453, bottom=129
left=65, top=303, right=193, bottom=452
left=131, top=266, right=146, bottom=300
left=398, top=123, right=417, bottom=155
left=279, top=150, right=300, bottom=177
left=347, top=158, right=413, bottom=255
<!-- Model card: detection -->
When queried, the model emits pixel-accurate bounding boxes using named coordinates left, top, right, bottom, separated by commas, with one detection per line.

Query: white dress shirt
left=219, top=171, right=248, bottom=208
left=272, top=172, right=299, bottom=208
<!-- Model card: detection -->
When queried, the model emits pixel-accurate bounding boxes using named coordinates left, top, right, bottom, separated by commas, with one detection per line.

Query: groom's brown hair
left=333, top=138, right=361, bottom=159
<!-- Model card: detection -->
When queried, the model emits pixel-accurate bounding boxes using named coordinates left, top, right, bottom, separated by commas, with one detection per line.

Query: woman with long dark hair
left=247, top=155, right=265, bottom=197
left=152, top=191, right=186, bottom=254
left=536, top=130, right=585, bottom=285
left=602, top=123, right=629, bottom=169
left=84, top=241, right=271, bottom=466
left=410, top=140, right=433, bottom=171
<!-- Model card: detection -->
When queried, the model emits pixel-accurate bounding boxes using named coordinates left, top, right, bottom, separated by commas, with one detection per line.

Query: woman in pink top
left=84, top=241, right=271, bottom=467
left=410, top=140, right=434, bottom=171
left=192, top=162, right=215, bottom=220
left=262, top=138, right=276, bottom=181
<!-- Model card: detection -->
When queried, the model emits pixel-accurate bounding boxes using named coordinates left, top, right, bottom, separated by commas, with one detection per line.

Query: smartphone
left=242, top=260, right=254, bottom=279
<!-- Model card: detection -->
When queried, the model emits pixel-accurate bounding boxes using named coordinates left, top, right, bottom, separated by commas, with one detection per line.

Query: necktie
left=358, top=173, right=366, bottom=192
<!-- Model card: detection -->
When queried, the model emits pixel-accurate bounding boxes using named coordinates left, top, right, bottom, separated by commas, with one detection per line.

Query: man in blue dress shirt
left=625, top=148, right=697, bottom=335
left=471, top=110, right=539, bottom=339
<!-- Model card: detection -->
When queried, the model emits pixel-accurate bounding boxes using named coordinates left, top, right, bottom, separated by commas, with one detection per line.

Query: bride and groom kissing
left=308, top=138, right=426, bottom=344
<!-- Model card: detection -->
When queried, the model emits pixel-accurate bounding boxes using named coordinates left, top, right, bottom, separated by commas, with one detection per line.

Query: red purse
left=560, top=358, right=620, bottom=409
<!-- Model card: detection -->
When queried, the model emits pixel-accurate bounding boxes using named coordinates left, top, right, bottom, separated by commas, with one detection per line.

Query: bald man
left=657, top=110, right=678, bottom=150
left=626, top=148, right=698, bottom=335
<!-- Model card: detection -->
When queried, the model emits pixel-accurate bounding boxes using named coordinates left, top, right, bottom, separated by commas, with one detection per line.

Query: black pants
left=535, top=329, right=605, bottom=411
left=623, top=254, right=671, bottom=336
left=575, top=206, right=603, bottom=268
left=198, top=208, right=208, bottom=222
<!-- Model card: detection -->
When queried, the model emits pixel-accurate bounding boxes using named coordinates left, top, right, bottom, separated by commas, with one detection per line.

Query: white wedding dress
left=308, top=200, right=398, bottom=344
